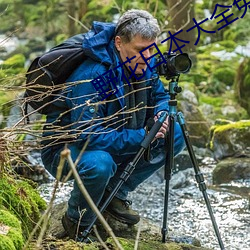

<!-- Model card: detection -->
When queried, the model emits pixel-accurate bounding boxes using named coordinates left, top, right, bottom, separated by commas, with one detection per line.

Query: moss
left=0, top=209, right=21, bottom=229
left=199, top=95, right=224, bottom=107
left=199, top=91, right=249, bottom=122
left=1, top=54, right=25, bottom=69
left=0, top=91, right=17, bottom=109
left=217, top=40, right=237, bottom=51
left=0, top=174, right=47, bottom=239
left=0, top=235, right=16, bottom=250
left=213, top=67, right=235, bottom=86
left=0, top=54, right=26, bottom=80
left=55, top=34, right=68, bottom=45
left=7, top=228, right=24, bottom=249
left=106, top=237, right=209, bottom=250
left=213, top=120, right=250, bottom=133
left=0, top=209, right=24, bottom=249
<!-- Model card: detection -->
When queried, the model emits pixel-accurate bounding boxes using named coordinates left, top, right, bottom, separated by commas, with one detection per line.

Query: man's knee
left=77, top=150, right=117, bottom=181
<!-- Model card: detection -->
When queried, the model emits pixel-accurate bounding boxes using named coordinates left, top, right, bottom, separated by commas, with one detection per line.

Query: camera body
left=156, top=52, right=192, bottom=80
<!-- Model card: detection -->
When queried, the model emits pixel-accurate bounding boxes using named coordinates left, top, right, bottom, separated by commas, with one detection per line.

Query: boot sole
left=105, top=210, right=140, bottom=225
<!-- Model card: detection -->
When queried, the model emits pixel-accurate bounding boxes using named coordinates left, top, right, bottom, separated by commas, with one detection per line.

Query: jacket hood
left=82, top=21, right=116, bottom=65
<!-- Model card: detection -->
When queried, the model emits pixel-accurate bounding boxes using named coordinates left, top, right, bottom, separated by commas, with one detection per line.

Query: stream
left=38, top=155, right=250, bottom=250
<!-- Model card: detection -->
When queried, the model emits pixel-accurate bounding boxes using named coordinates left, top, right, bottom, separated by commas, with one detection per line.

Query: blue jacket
left=44, top=21, right=170, bottom=156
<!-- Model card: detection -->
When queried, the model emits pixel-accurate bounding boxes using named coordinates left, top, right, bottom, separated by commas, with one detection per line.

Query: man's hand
left=154, top=111, right=169, bottom=139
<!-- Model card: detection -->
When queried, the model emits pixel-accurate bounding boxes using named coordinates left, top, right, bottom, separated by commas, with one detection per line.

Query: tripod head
left=168, top=76, right=182, bottom=100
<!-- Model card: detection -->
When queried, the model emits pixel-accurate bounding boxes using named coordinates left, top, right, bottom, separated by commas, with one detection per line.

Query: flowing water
left=38, top=156, right=250, bottom=250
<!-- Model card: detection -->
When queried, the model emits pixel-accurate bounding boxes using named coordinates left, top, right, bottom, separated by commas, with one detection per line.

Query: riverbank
left=38, top=155, right=250, bottom=250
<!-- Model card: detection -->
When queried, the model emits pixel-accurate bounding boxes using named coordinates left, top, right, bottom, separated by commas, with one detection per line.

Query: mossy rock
left=0, top=209, right=24, bottom=250
left=209, top=120, right=250, bottom=160
left=106, top=237, right=210, bottom=250
left=0, top=174, right=47, bottom=239
left=212, top=67, right=235, bottom=86
left=0, top=54, right=26, bottom=86
left=199, top=92, right=249, bottom=122
left=193, top=44, right=240, bottom=94
left=44, top=202, right=211, bottom=250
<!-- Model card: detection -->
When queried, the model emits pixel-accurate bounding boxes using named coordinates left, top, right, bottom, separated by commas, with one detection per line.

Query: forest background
left=0, top=0, right=250, bottom=126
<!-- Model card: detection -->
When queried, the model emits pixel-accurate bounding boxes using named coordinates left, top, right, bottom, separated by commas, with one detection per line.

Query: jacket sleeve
left=66, top=60, right=146, bottom=156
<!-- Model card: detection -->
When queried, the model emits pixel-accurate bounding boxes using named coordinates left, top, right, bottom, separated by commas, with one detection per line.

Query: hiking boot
left=61, top=213, right=97, bottom=243
left=105, top=196, right=140, bottom=225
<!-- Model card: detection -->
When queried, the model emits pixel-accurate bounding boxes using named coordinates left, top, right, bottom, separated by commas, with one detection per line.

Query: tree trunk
left=67, top=0, right=77, bottom=36
left=166, top=0, right=196, bottom=60
left=78, top=0, right=88, bottom=20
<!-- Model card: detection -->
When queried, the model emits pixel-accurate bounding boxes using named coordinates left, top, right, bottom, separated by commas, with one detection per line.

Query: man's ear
left=115, top=36, right=122, bottom=51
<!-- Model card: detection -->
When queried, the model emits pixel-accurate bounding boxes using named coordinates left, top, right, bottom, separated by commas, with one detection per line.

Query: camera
left=156, top=52, right=192, bottom=79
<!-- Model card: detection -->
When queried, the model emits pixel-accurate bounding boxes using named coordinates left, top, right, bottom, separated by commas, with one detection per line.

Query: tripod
left=81, top=110, right=168, bottom=241
left=161, top=77, right=225, bottom=249
left=82, top=77, right=225, bottom=250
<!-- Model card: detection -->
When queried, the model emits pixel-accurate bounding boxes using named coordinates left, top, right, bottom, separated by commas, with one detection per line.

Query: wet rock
left=179, top=100, right=211, bottom=148
left=213, top=157, right=250, bottom=184
left=12, top=150, right=51, bottom=183
left=170, top=168, right=193, bottom=189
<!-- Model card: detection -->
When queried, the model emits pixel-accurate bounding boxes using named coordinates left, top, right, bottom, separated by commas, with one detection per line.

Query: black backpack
left=24, top=34, right=86, bottom=115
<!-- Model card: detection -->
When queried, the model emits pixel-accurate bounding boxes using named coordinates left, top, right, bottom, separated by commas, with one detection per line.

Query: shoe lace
left=123, top=199, right=132, bottom=209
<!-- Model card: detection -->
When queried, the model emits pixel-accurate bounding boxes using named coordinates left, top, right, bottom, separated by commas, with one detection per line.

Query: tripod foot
left=161, top=227, right=168, bottom=243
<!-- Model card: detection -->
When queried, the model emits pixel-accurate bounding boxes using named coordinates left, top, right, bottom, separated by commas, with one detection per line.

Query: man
left=41, top=9, right=185, bottom=241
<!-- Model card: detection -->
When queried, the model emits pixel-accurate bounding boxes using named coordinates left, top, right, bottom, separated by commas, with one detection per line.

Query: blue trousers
left=41, top=123, right=185, bottom=226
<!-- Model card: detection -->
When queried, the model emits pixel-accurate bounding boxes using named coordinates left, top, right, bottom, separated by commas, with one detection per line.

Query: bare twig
left=68, top=14, right=90, bottom=31
left=61, top=148, right=124, bottom=250
left=134, top=220, right=142, bottom=250
left=93, top=225, right=110, bottom=250
left=22, top=154, right=65, bottom=249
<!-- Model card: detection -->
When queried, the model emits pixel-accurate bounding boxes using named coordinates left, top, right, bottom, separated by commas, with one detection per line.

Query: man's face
left=115, top=35, right=156, bottom=75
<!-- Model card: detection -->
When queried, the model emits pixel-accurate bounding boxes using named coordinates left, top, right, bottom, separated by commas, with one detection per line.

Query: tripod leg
left=81, top=112, right=168, bottom=240
left=177, top=112, right=225, bottom=250
left=162, top=114, right=175, bottom=243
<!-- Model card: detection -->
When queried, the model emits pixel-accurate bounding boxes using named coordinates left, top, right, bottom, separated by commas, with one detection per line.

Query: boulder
left=42, top=201, right=211, bottom=250
left=179, top=100, right=211, bottom=148
left=209, top=120, right=250, bottom=160
left=213, top=157, right=250, bottom=184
